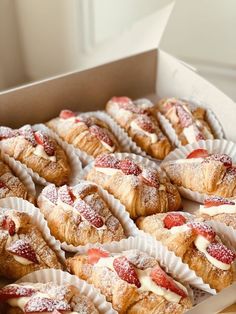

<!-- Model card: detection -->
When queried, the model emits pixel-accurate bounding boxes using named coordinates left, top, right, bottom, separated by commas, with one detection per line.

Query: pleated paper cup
left=38, top=180, right=140, bottom=252
left=162, top=139, right=236, bottom=203
left=206, top=220, right=236, bottom=250
left=0, top=197, right=65, bottom=264
left=0, top=150, right=36, bottom=199
left=75, top=236, right=216, bottom=295
left=15, top=269, right=116, bottom=314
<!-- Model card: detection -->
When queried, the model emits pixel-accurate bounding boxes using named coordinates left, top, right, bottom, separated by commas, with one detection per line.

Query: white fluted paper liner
left=39, top=179, right=139, bottom=252
left=74, top=236, right=215, bottom=295
left=15, top=269, right=116, bottom=314
left=0, top=150, right=36, bottom=198
left=0, top=197, right=65, bottom=264
left=162, top=139, right=236, bottom=203
left=206, top=220, right=236, bottom=250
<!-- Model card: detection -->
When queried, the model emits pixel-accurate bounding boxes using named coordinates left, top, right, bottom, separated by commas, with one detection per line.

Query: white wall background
left=0, top=0, right=235, bottom=100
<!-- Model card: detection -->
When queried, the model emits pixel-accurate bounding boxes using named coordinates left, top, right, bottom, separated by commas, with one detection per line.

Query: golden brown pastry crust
left=136, top=213, right=235, bottom=291
left=0, top=210, right=62, bottom=280
left=106, top=98, right=172, bottom=160
left=67, top=250, right=192, bottom=314
left=47, top=115, right=120, bottom=157
left=199, top=212, right=236, bottom=229
left=37, top=182, right=126, bottom=246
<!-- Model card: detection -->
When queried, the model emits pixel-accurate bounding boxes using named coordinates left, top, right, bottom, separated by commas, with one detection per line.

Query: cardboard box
left=0, top=1, right=235, bottom=312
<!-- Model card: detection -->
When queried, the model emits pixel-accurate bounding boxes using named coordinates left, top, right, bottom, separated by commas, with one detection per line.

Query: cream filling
left=183, top=125, right=198, bottom=143
left=13, top=255, right=33, bottom=265
left=95, top=256, right=186, bottom=303
left=101, top=140, right=115, bottom=152
left=174, top=157, right=203, bottom=164
left=130, top=120, right=158, bottom=144
left=194, top=235, right=230, bottom=270
left=169, top=224, right=190, bottom=234
left=199, top=203, right=236, bottom=216
left=34, top=145, right=56, bottom=162
left=95, top=167, right=121, bottom=176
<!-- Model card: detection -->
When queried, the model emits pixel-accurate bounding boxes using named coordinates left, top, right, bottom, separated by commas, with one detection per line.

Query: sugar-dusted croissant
left=37, top=182, right=126, bottom=247
left=0, top=125, right=71, bottom=186
left=0, top=157, right=34, bottom=202
left=106, top=97, right=172, bottom=159
left=47, top=109, right=120, bottom=157
left=0, top=209, right=62, bottom=279
left=156, top=98, right=214, bottom=145
left=86, top=154, right=182, bottom=219
left=136, top=212, right=236, bottom=291
left=162, top=149, right=236, bottom=198
left=67, top=248, right=192, bottom=314
left=0, top=281, right=99, bottom=314
left=198, top=196, right=236, bottom=229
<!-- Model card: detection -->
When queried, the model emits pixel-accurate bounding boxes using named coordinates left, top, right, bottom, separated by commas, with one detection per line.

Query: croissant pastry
left=0, top=281, right=99, bottom=313
left=47, top=109, right=120, bottom=157
left=0, top=125, right=71, bottom=186
left=86, top=154, right=182, bottom=219
left=106, top=97, right=172, bottom=159
left=136, top=212, right=236, bottom=291
left=156, top=98, right=214, bottom=145
left=37, top=182, right=125, bottom=247
left=0, top=209, right=62, bottom=280
left=67, top=248, right=192, bottom=313
left=162, top=149, right=236, bottom=198
left=0, top=157, right=34, bottom=202
left=198, top=196, right=236, bottom=229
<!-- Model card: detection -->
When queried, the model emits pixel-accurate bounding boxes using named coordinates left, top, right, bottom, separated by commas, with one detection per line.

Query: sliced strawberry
left=150, top=265, right=186, bottom=298
left=207, top=154, right=232, bottom=168
left=59, top=109, right=76, bottom=119
left=42, top=184, right=58, bottom=204
left=176, top=104, right=193, bottom=128
left=74, top=199, right=104, bottom=228
left=0, top=285, right=36, bottom=301
left=186, top=149, right=209, bottom=159
left=94, top=154, right=120, bottom=169
left=24, top=297, right=71, bottom=313
left=0, top=126, right=15, bottom=140
left=88, top=248, right=109, bottom=265
left=89, top=125, right=114, bottom=147
left=207, top=242, right=235, bottom=264
left=187, top=221, right=216, bottom=241
left=163, top=213, right=186, bottom=229
left=111, top=96, right=132, bottom=104
left=0, top=180, right=6, bottom=189
left=34, top=131, right=55, bottom=156
left=7, top=239, right=38, bottom=264
left=204, top=196, right=235, bottom=208
left=1, top=216, right=16, bottom=236
left=113, top=256, right=141, bottom=288
left=19, top=125, right=37, bottom=146
left=134, top=115, right=155, bottom=133
left=58, top=185, right=74, bottom=205
left=118, top=159, right=142, bottom=176
left=141, top=169, right=160, bottom=188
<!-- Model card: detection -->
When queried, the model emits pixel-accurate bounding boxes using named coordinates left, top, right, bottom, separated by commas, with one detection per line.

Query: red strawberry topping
left=0, top=285, right=36, bottom=301
left=111, top=96, right=132, bottom=104
left=58, top=185, right=74, bottom=205
left=42, top=184, right=58, bottom=204
left=134, top=115, right=155, bottom=133
left=204, top=196, right=235, bottom=208
left=74, top=199, right=104, bottom=228
left=163, top=213, right=187, bottom=229
left=1, top=216, right=16, bottom=236
left=19, top=125, right=37, bottom=146
left=34, top=131, right=55, bottom=156
left=176, top=104, right=193, bottom=128
left=0, top=126, right=15, bottom=140
left=207, top=154, right=232, bottom=168
left=7, top=239, right=38, bottom=264
left=113, top=256, right=141, bottom=288
left=186, top=149, right=209, bottom=159
left=141, top=169, right=160, bottom=188
left=24, top=297, right=71, bottom=313
left=118, top=159, right=142, bottom=176
left=206, top=242, right=235, bottom=264
left=0, top=180, right=6, bottom=189
left=150, top=265, right=187, bottom=297
left=89, top=125, right=114, bottom=147
left=94, top=154, right=120, bottom=169
left=88, top=248, right=109, bottom=265
left=187, top=221, right=216, bottom=241
left=59, top=109, right=76, bottom=119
